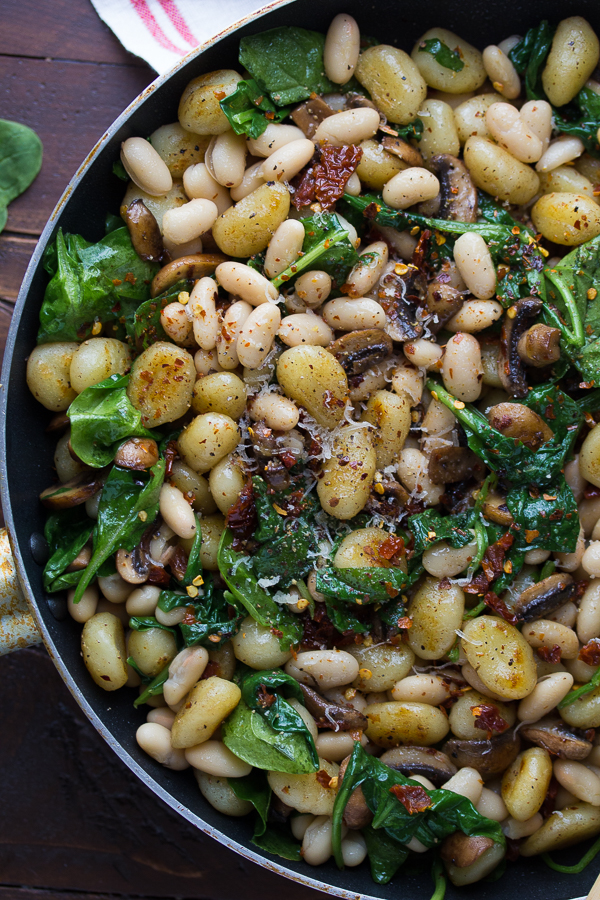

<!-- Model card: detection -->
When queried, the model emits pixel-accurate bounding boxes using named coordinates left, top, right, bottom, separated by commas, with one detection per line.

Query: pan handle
left=0, top=527, right=42, bottom=654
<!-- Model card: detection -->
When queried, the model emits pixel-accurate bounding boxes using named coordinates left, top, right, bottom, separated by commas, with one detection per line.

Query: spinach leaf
left=67, top=374, right=155, bottom=468
left=363, top=825, right=408, bottom=884
left=324, top=595, right=372, bottom=634
left=38, top=227, right=159, bottom=343
left=506, top=476, right=579, bottom=553
left=220, top=79, right=292, bottom=139
left=73, top=459, right=165, bottom=603
left=240, top=668, right=319, bottom=769
left=408, top=508, right=477, bottom=558
left=332, top=743, right=505, bottom=870
left=218, top=529, right=303, bottom=648
left=508, top=21, right=554, bottom=100
left=554, top=86, right=600, bottom=157
left=251, top=825, right=302, bottom=860
left=134, top=666, right=169, bottom=708
left=129, top=616, right=177, bottom=634
left=250, top=477, right=315, bottom=585
left=159, top=579, right=245, bottom=647
left=228, top=770, right=271, bottom=836
left=181, top=515, right=202, bottom=587
left=43, top=507, right=94, bottom=593
left=125, top=279, right=192, bottom=352
left=271, top=211, right=359, bottom=291
left=316, top=562, right=417, bottom=604
left=417, top=38, right=464, bottom=72
left=0, top=119, right=42, bottom=231
left=239, top=27, right=336, bottom=106
left=393, top=119, right=424, bottom=142
left=338, top=192, right=545, bottom=305
left=222, top=698, right=318, bottom=774
left=112, top=159, right=129, bottom=181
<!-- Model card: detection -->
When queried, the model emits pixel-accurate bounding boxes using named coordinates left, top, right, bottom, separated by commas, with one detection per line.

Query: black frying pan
left=2, top=1, right=599, bottom=897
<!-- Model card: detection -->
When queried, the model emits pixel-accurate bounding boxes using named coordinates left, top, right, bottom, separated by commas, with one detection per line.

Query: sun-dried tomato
left=182, top=606, right=197, bottom=625
left=257, top=685, right=277, bottom=708
left=389, top=783, right=432, bottom=814
left=579, top=638, right=600, bottom=666
left=164, top=439, right=179, bottom=478
left=471, top=704, right=509, bottom=736
left=483, top=591, right=519, bottom=625
left=314, top=144, right=363, bottom=209
left=481, top=532, right=514, bottom=582
left=146, top=564, right=172, bottom=586
left=200, top=660, right=221, bottom=680
left=300, top=602, right=360, bottom=650
left=225, top=479, right=257, bottom=545
left=316, top=769, right=333, bottom=788
left=292, top=166, right=317, bottom=209
left=537, top=644, right=562, bottom=664
left=377, top=535, right=406, bottom=562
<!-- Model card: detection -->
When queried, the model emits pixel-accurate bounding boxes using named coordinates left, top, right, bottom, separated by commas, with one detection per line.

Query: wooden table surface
left=0, top=4, right=322, bottom=898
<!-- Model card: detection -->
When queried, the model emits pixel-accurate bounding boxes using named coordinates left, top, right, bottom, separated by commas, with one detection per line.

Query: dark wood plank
left=0, top=646, right=323, bottom=900
left=0, top=233, right=38, bottom=303
left=0, top=0, right=147, bottom=66
left=0, top=56, right=153, bottom=236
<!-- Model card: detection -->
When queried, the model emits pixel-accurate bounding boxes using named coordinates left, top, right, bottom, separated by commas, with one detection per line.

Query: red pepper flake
left=280, top=450, right=297, bottom=470
left=525, top=528, right=541, bottom=543
left=537, top=644, right=562, bottom=664
left=164, top=440, right=179, bottom=478
left=139, top=370, right=154, bottom=383
left=483, top=591, right=519, bottom=625
left=323, top=389, right=345, bottom=410
left=257, top=685, right=277, bottom=708
left=225, top=479, right=257, bottom=544
left=316, top=769, right=333, bottom=788
left=112, top=278, right=123, bottom=286
left=389, top=784, right=432, bottom=814
left=397, top=616, right=413, bottom=630
left=579, top=638, right=600, bottom=666
left=471, top=704, right=509, bottom=736
left=270, top=628, right=284, bottom=639
left=124, top=272, right=137, bottom=285
left=182, top=606, right=197, bottom=625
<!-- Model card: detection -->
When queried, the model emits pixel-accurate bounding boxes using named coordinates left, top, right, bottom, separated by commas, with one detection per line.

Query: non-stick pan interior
left=3, top=1, right=600, bottom=897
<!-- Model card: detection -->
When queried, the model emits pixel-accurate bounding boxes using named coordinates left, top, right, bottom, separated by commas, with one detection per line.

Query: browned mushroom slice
left=66, top=543, right=92, bottom=572
left=328, top=329, right=393, bottom=376
left=114, top=437, right=160, bottom=470
left=481, top=491, right=514, bottom=526
left=381, top=135, right=424, bottom=168
left=339, top=755, right=373, bottom=828
left=425, top=281, right=463, bottom=331
left=514, top=573, right=576, bottom=622
left=115, top=546, right=149, bottom=585
left=46, top=412, right=70, bottom=434
left=379, top=746, right=457, bottom=786
left=344, top=92, right=379, bottom=113
left=40, top=471, right=104, bottom=509
left=429, top=155, right=478, bottom=222
left=499, top=297, right=542, bottom=397
left=151, top=253, right=228, bottom=298
left=123, top=200, right=164, bottom=263
left=442, top=730, right=521, bottom=777
left=291, top=96, right=334, bottom=138
left=441, top=832, right=495, bottom=869
left=517, top=323, right=562, bottom=368
left=428, top=446, right=484, bottom=485
left=520, top=717, right=593, bottom=760
left=379, top=266, right=427, bottom=341
left=299, top=684, right=368, bottom=731
left=487, top=402, right=554, bottom=451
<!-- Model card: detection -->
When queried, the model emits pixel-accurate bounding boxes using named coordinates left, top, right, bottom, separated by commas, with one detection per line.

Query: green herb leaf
left=271, top=211, right=359, bottom=291
left=506, top=476, right=579, bottom=554
left=220, top=79, right=292, bottom=139
left=558, top=666, right=600, bottom=708
left=393, top=119, right=424, bottom=142
left=134, top=665, right=169, bottom=707
left=418, top=38, right=464, bottom=71
left=228, top=770, right=271, bottom=836
left=250, top=476, right=315, bottom=586
left=129, top=616, right=177, bottom=634
left=42, top=507, right=94, bottom=593
left=508, top=21, right=555, bottom=100
left=363, top=824, right=408, bottom=883
left=251, top=824, right=302, bottom=860
left=222, top=698, right=318, bottom=773
left=158, top=577, right=245, bottom=647
left=0, top=119, right=43, bottom=224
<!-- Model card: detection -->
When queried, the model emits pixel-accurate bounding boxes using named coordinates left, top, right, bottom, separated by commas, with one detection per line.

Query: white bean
left=341, top=831, right=368, bottom=867
left=390, top=674, right=449, bottom=705
left=503, top=813, right=544, bottom=839
left=190, top=277, right=220, bottom=350
left=121, top=137, right=173, bottom=196
left=403, top=339, right=443, bottom=369
left=315, top=733, right=367, bottom=762
left=295, top=270, right=332, bottom=307
left=68, top=584, right=98, bottom=623
left=382, top=167, right=440, bottom=209
left=160, top=301, right=192, bottom=344
left=555, top=526, right=585, bottom=572
left=345, top=241, right=389, bottom=298
left=536, top=136, right=586, bottom=172
left=392, top=360, right=424, bottom=405
left=194, top=348, right=222, bottom=375
left=147, top=706, right=176, bottom=730
left=260, top=138, right=315, bottom=183
left=291, top=814, right=315, bottom=840
left=247, top=123, right=305, bottom=157
left=520, top=100, right=553, bottom=153
left=446, top=299, right=503, bottom=333
left=236, top=304, right=281, bottom=369
left=216, top=261, right=278, bottom=306
left=582, top=541, right=600, bottom=576
left=285, top=649, right=360, bottom=690
left=324, top=14, right=360, bottom=84
left=578, top=582, right=600, bottom=643
left=322, top=297, right=386, bottom=331
left=162, top=199, right=218, bottom=244
left=314, top=108, right=380, bottom=147
left=397, top=447, right=444, bottom=506
left=476, top=787, right=508, bottom=822
left=521, top=619, right=580, bottom=659
left=485, top=103, right=542, bottom=163
left=183, top=162, right=232, bottom=215
left=206, top=130, right=246, bottom=188
left=453, top=233, right=497, bottom=300
left=155, top=606, right=186, bottom=627
left=163, top=646, right=209, bottom=707
left=554, top=759, right=600, bottom=806
left=185, top=740, right=252, bottom=777
left=345, top=171, right=361, bottom=195
left=517, top=673, right=574, bottom=723
left=443, top=767, right=484, bottom=805
left=250, top=393, right=299, bottom=431
left=136, top=723, right=189, bottom=770
left=441, top=333, right=483, bottom=401
left=98, top=572, right=131, bottom=604
left=482, top=46, right=520, bottom=99
left=278, top=311, right=333, bottom=347
left=229, top=161, right=264, bottom=202
left=217, top=300, right=252, bottom=370
left=264, top=219, right=305, bottom=279
left=302, top=815, right=334, bottom=866
left=159, top=484, right=197, bottom=539
left=422, top=538, right=478, bottom=577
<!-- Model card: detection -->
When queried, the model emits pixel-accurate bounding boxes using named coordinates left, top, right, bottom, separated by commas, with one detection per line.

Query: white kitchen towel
left=89, top=0, right=280, bottom=74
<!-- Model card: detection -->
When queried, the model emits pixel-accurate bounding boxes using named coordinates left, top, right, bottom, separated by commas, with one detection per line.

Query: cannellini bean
left=382, top=167, right=440, bottom=209
left=520, top=800, right=600, bottom=856
left=447, top=299, right=503, bottom=333
left=136, top=723, right=189, bottom=770
left=444, top=767, right=484, bottom=805
left=454, top=93, right=503, bottom=143
left=68, top=584, right=98, bottom=623
left=249, top=393, right=299, bottom=431
left=194, top=348, right=221, bottom=375
left=520, top=99, right=553, bottom=153
left=295, top=270, right=332, bottom=307
left=404, top=339, right=443, bottom=369
left=278, top=311, right=333, bottom=347
left=98, top=572, right=131, bottom=604
left=217, top=300, right=252, bottom=370
left=341, top=831, right=367, bottom=867
left=391, top=674, right=449, bottom=705
left=485, top=103, right=543, bottom=163
left=185, top=740, right=252, bottom=777
left=160, top=302, right=192, bottom=344
left=236, top=304, right=281, bottom=369
left=554, top=759, right=600, bottom=806
left=205, top=130, right=246, bottom=188
left=162, top=199, right=218, bottom=244
left=322, top=297, right=386, bottom=331
left=229, top=161, right=264, bottom=202
left=522, top=620, right=580, bottom=659
left=247, top=123, right=305, bottom=157
left=195, top=771, right=253, bottom=815
left=345, top=171, right=361, bottom=195
left=155, top=606, right=186, bottom=627
left=315, top=732, right=367, bottom=762
left=302, top=816, right=334, bottom=866
left=554, top=526, right=585, bottom=572
left=583, top=541, right=600, bottom=577
left=392, top=360, right=423, bottom=404
left=163, top=646, right=209, bottom=707
left=264, top=219, right=305, bottom=279
left=147, top=706, right=176, bottom=730
left=536, top=136, right=586, bottom=172
left=548, top=602, right=578, bottom=628
left=453, top=233, right=497, bottom=300
left=482, top=46, right=520, bottom=98
left=188, top=278, right=218, bottom=350
left=285, top=650, right=360, bottom=690
left=291, top=814, right=315, bottom=841
left=183, top=162, right=231, bottom=214
left=422, top=538, right=479, bottom=578
left=324, top=14, right=360, bottom=84
left=260, top=138, right=315, bottom=182
left=81, top=612, right=128, bottom=691
left=159, top=484, right=197, bottom=540
left=517, top=673, right=575, bottom=723
left=477, top=787, right=508, bottom=822
left=441, top=332, right=484, bottom=402
left=502, top=748, right=553, bottom=821
left=345, top=241, right=389, bottom=298
left=121, top=137, right=173, bottom=196
left=542, top=17, right=600, bottom=106
left=216, top=261, right=278, bottom=306
left=314, top=108, right=380, bottom=146
left=578, top=582, right=600, bottom=643
left=464, top=135, right=540, bottom=204
left=170, top=462, right=216, bottom=515
left=503, top=813, right=544, bottom=840
left=397, top=448, right=444, bottom=506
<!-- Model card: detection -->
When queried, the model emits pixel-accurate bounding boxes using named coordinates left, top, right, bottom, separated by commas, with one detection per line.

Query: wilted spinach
left=250, top=825, right=302, bottom=860
left=506, top=476, right=579, bottom=553
left=126, top=278, right=192, bottom=352
left=250, top=476, right=316, bottom=585
left=43, top=506, right=94, bottom=593
left=558, top=666, right=600, bottom=708
left=417, top=38, right=465, bottom=71
left=134, top=666, right=169, bottom=708
left=129, top=616, right=177, bottom=634
left=508, top=20, right=554, bottom=100
left=363, top=825, right=408, bottom=884
left=316, top=562, right=417, bottom=605
left=222, top=697, right=318, bottom=774
left=220, top=79, right=292, bottom=139
left=158, top=577, right=245, bottom=647
left=0, top=119, right=43, bottom=232
left=271, top=211, right=359, bottom=291
left=228, top=769, right=271, bottom=836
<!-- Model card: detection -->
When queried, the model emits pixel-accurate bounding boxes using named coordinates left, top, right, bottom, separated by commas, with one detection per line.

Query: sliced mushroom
left=40, top=471, right=105, bottom=509
left=46, top=412, right=70, bottom=434
left=379, top=746, right=457, bottom=786
left=481, top=491, right=514, bottom=527
left=517, top=323, right=561, bottom=368
left=487, top=402, right=554, bottom=451
left=339, top=755, right=373, bottom=829
left=291, top=96, right=334, bottom=138
left=520, top=717, right=593, bottom=760
left=344, top=92, right=379, bottom=113
left=151, top=253, right=227, bottom=298
left=269, top=794, right=294, bottom=822
left=114, top=437, right=159, bottom=471
left=123, top=200, right=164, bottom=263
left=499, top=297, right=542, bottom=397
left=442, top=730, right=521, bottom=778
left=428, top=447, right=485, bottom=485
left=381, top=135, right=424, bottom=168
left=299, top=684, right=368, bottom=732
left=514, top=574, right=576, bottom=622
left=380, top=266, right=428, bottom=342
left=115, top=547, right=149, bottom=585
left=66, top=544, right=92, bottom=572
left=429, top=155, right=478, bottom=222
left=425, top=282, right=463, bottom=331
left=441, top=833, right=505, bottom=886
left=328, top=329, right=393, bottom=376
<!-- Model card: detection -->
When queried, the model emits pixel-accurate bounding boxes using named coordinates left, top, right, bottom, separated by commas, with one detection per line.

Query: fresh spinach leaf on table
left=270, top=211, right=359, bottom=291
left=220, top=79, right=292, bottom=139
left=417, top=38, right=465, bottom=71
left=0, top=119, right=42, bottom=231
left=67, top=374, right=155, bottom=468
left=43, top=506, right=95, bottom=593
